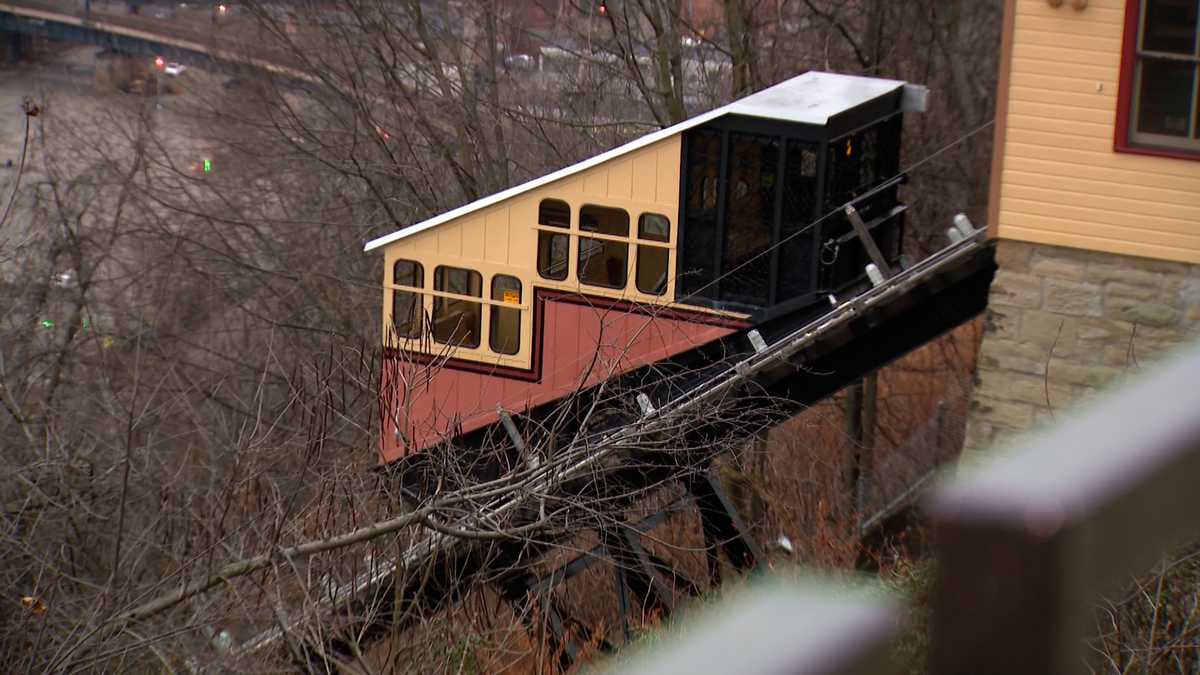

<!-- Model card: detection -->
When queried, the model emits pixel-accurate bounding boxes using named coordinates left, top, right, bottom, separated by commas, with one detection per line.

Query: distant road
left=0, top=1, right=315, bottom=83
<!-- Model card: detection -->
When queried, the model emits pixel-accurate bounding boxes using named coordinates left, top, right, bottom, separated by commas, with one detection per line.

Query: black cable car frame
left=675, top=88, right=906, bottom=320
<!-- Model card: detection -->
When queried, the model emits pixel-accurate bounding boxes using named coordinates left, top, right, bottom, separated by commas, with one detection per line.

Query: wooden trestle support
left=494, top=469, right=762, bottom=671
left=297, top=463, right=763, bottom=673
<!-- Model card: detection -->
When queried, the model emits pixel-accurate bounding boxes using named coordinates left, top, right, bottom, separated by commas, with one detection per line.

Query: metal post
left=844, top=205, right=893, bottom=278
left=498, top=576, right=600, bottom=672
left=602, top=522, right=675, bottom=634
left=689, top=470, right=762, bottom=583
left=497, top=408, right=537, bottom=469
left=845, top=380, right=863, bottom=505
left=857, top=373, right=877, bottom=512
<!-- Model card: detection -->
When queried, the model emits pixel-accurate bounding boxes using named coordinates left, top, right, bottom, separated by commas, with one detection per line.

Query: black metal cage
left=675, top=89, right=907, bottom=316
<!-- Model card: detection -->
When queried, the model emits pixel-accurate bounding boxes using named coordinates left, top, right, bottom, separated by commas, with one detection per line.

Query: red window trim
left=1114, top=0, right=1200, bottom=161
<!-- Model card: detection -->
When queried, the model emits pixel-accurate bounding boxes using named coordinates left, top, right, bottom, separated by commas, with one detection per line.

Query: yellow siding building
left=967, top=0, right=1200, bottom=450
left=992, top=0, right=1200, bottom=262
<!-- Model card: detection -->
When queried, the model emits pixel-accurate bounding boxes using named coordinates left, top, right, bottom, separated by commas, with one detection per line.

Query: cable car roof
left=364, top=71, right=911, bottom=253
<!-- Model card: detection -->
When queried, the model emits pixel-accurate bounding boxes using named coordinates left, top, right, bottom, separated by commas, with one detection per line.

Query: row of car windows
left=391, top=262, right=522, bottom=355
left=535, top=199, right=671, bottom=295
left=391, top=200, right=674, bottom=356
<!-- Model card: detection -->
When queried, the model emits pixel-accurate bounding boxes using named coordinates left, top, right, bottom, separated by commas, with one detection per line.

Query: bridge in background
left=0, top=1, right=308, bottom=80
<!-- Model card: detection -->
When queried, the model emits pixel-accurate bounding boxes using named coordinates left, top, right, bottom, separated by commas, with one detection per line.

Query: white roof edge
left=363, top=106, right=725, bottom=252
left=364, top=72, right=906, bottom=253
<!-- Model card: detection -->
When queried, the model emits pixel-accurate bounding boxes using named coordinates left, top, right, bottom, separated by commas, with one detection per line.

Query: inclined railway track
left=234, top=221, right=996, bottom=668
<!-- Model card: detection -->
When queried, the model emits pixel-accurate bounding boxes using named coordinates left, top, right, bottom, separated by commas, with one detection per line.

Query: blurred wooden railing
left=614, top=342, right=1200, bottom=675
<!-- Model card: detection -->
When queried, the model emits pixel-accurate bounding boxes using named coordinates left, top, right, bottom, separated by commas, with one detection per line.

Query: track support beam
left=602, top=521, right=678, bottom=636
left=499, top=575, right=606, bottom=673
left=689, top=470, right=763, bottom=585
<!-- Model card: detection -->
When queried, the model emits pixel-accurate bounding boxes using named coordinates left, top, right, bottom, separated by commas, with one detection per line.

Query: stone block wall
left=963, top=240, right=1200, bottom=453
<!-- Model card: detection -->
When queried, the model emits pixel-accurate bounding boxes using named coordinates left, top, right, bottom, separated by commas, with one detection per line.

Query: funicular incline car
left=365, top=71, right=928, bottom=476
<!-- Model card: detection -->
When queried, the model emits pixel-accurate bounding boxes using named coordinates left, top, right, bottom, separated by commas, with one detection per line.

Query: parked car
left=504, top=53, right=534, bottom=71
left=164, top=62, right=186, bottom=76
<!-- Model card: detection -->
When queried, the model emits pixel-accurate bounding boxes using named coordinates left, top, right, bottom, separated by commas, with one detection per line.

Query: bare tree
left=1, top=1, right=1007, bottom=671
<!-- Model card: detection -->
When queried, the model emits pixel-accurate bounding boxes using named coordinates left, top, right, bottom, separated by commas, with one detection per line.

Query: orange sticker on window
left=502, top=290, right=520, bottom=304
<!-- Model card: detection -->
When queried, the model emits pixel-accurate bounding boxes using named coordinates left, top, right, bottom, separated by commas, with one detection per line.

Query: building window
left=392, top=259, right=423, bottom=339
left=679, top=129, right=722, bottom=300
left=778, top=140, right=819, bottom=299
left=636, top=246, right=669, bottom=295
left=721, top=132, right=779, bottom=305
left=490, top=275, right=522, bottom=355
left=578, top=238, right=628, bottom=288
left=432, top=266, right=482, bottom=348
left=1120, top=0, right=1200, bottom=155
left=537, top=199, right=570, bottom=280
left=539, top=198, right=571, bottom=228
left=579, top=204, right=629, bottom=237
left=538, top=232, right=569, bottom=280
left=638, top=213, right=670, bottom=242
left=636, top=213, right=670, bottom=296
left=578, top=205, right=629, bottom=288
left=826, top=126, right=881, bottom=212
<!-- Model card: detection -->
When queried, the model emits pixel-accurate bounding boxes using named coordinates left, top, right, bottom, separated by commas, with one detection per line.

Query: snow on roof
left=364, top=71, right=906, bottom=252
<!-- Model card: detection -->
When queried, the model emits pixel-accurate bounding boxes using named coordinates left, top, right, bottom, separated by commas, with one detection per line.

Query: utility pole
left=153, top=55, right=164, bottom=112
left=845, top=373, right=877, bottom=513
